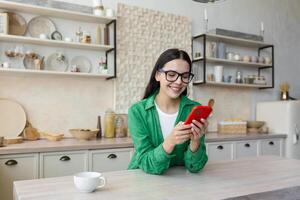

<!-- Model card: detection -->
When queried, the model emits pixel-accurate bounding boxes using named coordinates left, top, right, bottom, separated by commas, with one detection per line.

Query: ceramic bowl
left=247, top=121, right=265, bottom=128
left=69, top=129, right=98, bottom=140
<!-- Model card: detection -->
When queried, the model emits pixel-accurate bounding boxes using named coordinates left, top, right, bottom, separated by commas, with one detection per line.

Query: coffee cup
left=74, top=172, right=106, bottom=193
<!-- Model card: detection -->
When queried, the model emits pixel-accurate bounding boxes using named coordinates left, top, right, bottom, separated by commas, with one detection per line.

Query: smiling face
left=155, top=59, right=190, bottom=99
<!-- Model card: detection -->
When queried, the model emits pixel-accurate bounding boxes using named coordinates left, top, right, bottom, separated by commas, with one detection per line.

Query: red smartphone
left=184, top=106, right=213, bottom=125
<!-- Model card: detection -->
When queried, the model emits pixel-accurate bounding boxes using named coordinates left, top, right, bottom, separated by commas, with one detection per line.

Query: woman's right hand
left=163, top=122, right=192, bottom=154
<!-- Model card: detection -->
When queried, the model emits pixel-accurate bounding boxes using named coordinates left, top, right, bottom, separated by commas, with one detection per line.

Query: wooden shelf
left=193, top=80, right=271, bottom=88
left=0, top=34, right=114, bottom=51
left=194, top=33, right=272, bottom=48
left=0, top=67, right=112, bottom=78
left=0, top=0, right=115, bottom=23
left=206, top=57, right=272, bottom=67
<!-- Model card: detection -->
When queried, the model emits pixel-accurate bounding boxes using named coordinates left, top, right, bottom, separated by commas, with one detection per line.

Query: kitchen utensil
left=45, top=52, right=68, bottom=72
left=7, top=12, right=27, bottom=36
left=4, top=136, right=23, bottom=144
left=74, top=172, right=106, bottom=193
left=70, top=56, right=92, bottom=73
left=27, top=16, right=56, bottom=38
left=0, top=99, right=26, bottom=138
left=214, top=65, right=223, bottom=82
left=69, top=129, right=98, bottom=140
left=40, top=132, right=64, bottom=141
left=247, top=121, right=265, bottom=129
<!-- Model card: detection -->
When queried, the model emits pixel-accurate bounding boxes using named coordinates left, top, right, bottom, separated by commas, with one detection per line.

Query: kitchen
left=1, top=0, right=300, bottom=199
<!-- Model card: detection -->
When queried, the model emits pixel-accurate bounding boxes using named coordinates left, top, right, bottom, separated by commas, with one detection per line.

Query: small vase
left=280, top=92, right=289, bottom=100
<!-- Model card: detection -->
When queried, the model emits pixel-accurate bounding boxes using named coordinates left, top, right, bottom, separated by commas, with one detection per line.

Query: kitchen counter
left=0, top=133, right=286, bottom=155
left=13, top=156, right=300, bottom=200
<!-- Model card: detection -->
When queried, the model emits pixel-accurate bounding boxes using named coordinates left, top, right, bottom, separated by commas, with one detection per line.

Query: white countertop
left=0, top=133, right=286, bottom=155
left=13, top=156, right=300, bottom=200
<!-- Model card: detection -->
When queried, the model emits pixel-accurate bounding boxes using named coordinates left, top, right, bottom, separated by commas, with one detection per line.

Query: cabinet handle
left=59, top=156, right=71, bottom=161
left=5, top=159, right=18, bottom=166
left=244, top=143, right=250, bottom=148
left=217, top=145, right=223, bottom=150
left=107, top=154, right=117, bottom=159
left=269, top=141, right=274, bottom=146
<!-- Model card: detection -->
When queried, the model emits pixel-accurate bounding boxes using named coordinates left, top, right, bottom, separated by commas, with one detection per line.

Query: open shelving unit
left=0, top=0, right=117, bottom=79
left=192, top=33, right=274, bottom=89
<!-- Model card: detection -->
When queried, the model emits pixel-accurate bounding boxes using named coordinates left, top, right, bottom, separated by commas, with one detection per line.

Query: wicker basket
left=218, top=121, right=247, bottom=134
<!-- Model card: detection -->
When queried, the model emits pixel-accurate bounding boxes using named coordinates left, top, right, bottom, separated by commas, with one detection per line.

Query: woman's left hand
left=190, top=118, right=208, bottom=142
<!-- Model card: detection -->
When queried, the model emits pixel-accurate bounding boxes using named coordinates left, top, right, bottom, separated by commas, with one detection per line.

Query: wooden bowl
left=247, top=121, right=265, bottom=129
left=69, top=129, right=98, bottom=140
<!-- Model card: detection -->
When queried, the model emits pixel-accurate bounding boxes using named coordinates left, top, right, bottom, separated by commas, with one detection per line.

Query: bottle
left=104, top=109, right=115, bottom=138
left=96, top=115, right=102, bottom=139
left=93, top=0, right=104, bottom=16
left=96, top=24, right=102, bottom=44
left=75, top=27, right=83, bottom=43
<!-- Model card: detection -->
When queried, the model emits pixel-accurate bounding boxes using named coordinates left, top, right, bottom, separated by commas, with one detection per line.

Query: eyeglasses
left=158, top=69, right=194, bottom=84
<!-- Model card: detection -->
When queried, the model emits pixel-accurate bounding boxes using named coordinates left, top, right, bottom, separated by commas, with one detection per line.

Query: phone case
left=184, top=106, right=212, bottom=125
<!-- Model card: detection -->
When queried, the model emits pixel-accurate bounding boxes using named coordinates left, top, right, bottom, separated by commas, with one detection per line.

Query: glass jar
left=104, top=109, right=115, bottom=138
left=81, top=31, right=91, bottom=43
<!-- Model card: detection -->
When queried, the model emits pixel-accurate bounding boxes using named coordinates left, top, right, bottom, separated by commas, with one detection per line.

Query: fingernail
left=201, top=118, right=205, bottom=121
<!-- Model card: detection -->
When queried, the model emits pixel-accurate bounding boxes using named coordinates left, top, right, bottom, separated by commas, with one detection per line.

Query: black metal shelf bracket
left=258, top=45, right=274, bottom=89
left=106, top=19, right=117, bottom=80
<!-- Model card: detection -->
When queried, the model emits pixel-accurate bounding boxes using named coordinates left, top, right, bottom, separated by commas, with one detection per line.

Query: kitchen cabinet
left=39, top=150, right=88, bottom=178
left=0, top=153, right=38, bottom=200
left=0, top=0, right=117, bottom=79
left=192, top=33, right=274, bottom=89
left=89, top=148, right=133, bottom=172
left=206, top=138, right=284, bottom=161
left=206, top=142, right=234, bottom=161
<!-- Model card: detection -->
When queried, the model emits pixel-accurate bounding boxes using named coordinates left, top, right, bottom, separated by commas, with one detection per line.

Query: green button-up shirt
left=128, top=91, right=208, bottom=175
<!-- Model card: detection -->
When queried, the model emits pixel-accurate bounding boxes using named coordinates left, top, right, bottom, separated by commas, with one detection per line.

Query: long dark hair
left=143, top=48, right=192, bottom=99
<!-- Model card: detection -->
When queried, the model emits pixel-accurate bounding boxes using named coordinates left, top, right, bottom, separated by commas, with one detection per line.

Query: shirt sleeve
left=128, top=106, right=175, bottom=175
left=184, top=135, right=208, bottom=173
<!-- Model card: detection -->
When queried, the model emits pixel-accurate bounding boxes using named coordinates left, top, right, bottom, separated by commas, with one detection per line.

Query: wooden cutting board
left=0, top=99, right=27, bottom=138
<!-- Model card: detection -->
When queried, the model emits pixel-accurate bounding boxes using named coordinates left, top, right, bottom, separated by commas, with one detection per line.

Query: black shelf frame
left=106, top=19, right=117, bottom=80
left=191, top=34, right=274, bottom=89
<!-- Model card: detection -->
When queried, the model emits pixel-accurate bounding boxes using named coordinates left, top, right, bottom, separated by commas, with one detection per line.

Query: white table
left=13, top=156, right=300, bottom=200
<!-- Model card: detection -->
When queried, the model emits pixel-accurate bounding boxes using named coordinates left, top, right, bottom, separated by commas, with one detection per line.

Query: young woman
left=128, top=48, right=208, bottom=175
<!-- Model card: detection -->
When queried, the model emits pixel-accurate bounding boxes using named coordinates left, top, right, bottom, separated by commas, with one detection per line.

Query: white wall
left=1, top=0, right=299, bottom=134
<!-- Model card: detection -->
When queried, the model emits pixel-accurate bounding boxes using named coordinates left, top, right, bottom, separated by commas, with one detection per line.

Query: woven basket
left=218, top=121, right=247, bottom=134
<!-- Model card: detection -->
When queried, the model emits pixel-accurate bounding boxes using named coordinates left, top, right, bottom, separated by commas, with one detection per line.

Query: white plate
left=70, top=56, right=92, bottom=73
left=0, top=99, right=26, bottom=138
left=27, top=16, right=56, bottom=38
left=45, top=53, right=68, bottom=72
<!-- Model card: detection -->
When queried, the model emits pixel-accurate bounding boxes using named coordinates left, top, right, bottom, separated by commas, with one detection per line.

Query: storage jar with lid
left=104, top=109, right=115, bottom=138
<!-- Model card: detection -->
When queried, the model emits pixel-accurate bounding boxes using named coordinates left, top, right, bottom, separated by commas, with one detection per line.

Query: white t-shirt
left=155, top=102, right=178, bottom=139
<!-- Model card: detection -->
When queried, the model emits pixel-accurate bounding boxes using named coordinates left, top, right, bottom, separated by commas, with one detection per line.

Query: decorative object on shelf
left=64, top=37, right=73, bottom=42
left=214, top=65, right=223, bottom=82
left=258, top=56, right=265, bottom=64
left=1, top=61, right=10, bottom=68
left=104, top=109, right=116, bottom=138
left=209, top=28, right=263, bottom=41
left=93, top=0, right=104, bottom=16
left=39, top=33, right=48, bottom=39
left=206, top=41, right=216, bottom=57
left=242, top=55, right=250, bottom=62
left=27, top=16, right=56, bottom=38
left=70, top=65, right=80, bottom=72
left=81, top=31, right=91, bottom=43
left=264, top=56, right=271, bottom=65
left=104, top=26, right=109, bottom=45
left=0, top=12, right=8, bottom=34
left=33, top=56, right=44, bottom=70
left=207, top=73, right=215, bottom=81
left=75, top=26, right=83, bottom=43
left=23, top=52, right=43, bottom=70
left=96, top=24, right=102, bottom=44
left=250, top=55, right=258, bottom=63
left=105, top=8, right=114, bottom=18
left=224, top=75, right=232, bottom=83
left=98, top=57, right=107, bottom=74
left=216, top=42, right=226, bottom=59
left=260, top=21, right=264, bottom=41
left=279, top=82, right=290, bottom=100
left=226, top=52, right=234, bottom=60
left=253, top=75, right=266, bottom=85
left=70, top=56, right=92, bottom=73
left=45, top=52, right=68, bottom=71
left=235, top=70, right=243, bottom=83
left=233, top=53, right=241, bottom=61
left=115, top=114, right=128, bottom=138
left=194, top=52, right=201, bottom=58
left=7, top=12, right=27, bottom=36
left=51, top=30, right=63, bottom=40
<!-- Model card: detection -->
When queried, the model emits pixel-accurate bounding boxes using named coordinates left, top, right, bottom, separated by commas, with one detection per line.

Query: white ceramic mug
left=214, top=65, right=223, bottom=82
left=74, top=172, right=106, bottom=193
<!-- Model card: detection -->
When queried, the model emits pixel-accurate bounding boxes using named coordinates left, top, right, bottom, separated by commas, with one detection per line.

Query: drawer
left=89, top=148, right=133, bottom=172
left=260, top=139, right=281, bottom=156
left=0, top=154, right=38, bottom=200
left=40, top=150, right=88, bottom=178
left=207, top=142, right=233, bottom=161
left=236, top=140, right=258, bottom=159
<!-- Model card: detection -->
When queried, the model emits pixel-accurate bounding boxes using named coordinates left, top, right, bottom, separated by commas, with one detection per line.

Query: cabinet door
left=40, top=150, right=88, bottom=178
left=260, top=139, right=281, bottom=156
left=235, top=140, right=258, bottom=159
left=89, top=148, right=133, bottom=172
left=207, top=142, right=233, bottom=161
left=0, top=154, right=38, bottom=200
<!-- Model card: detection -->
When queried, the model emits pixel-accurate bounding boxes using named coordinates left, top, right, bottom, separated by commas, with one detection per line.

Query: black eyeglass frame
left=158, top=69, right=194, bottom=84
